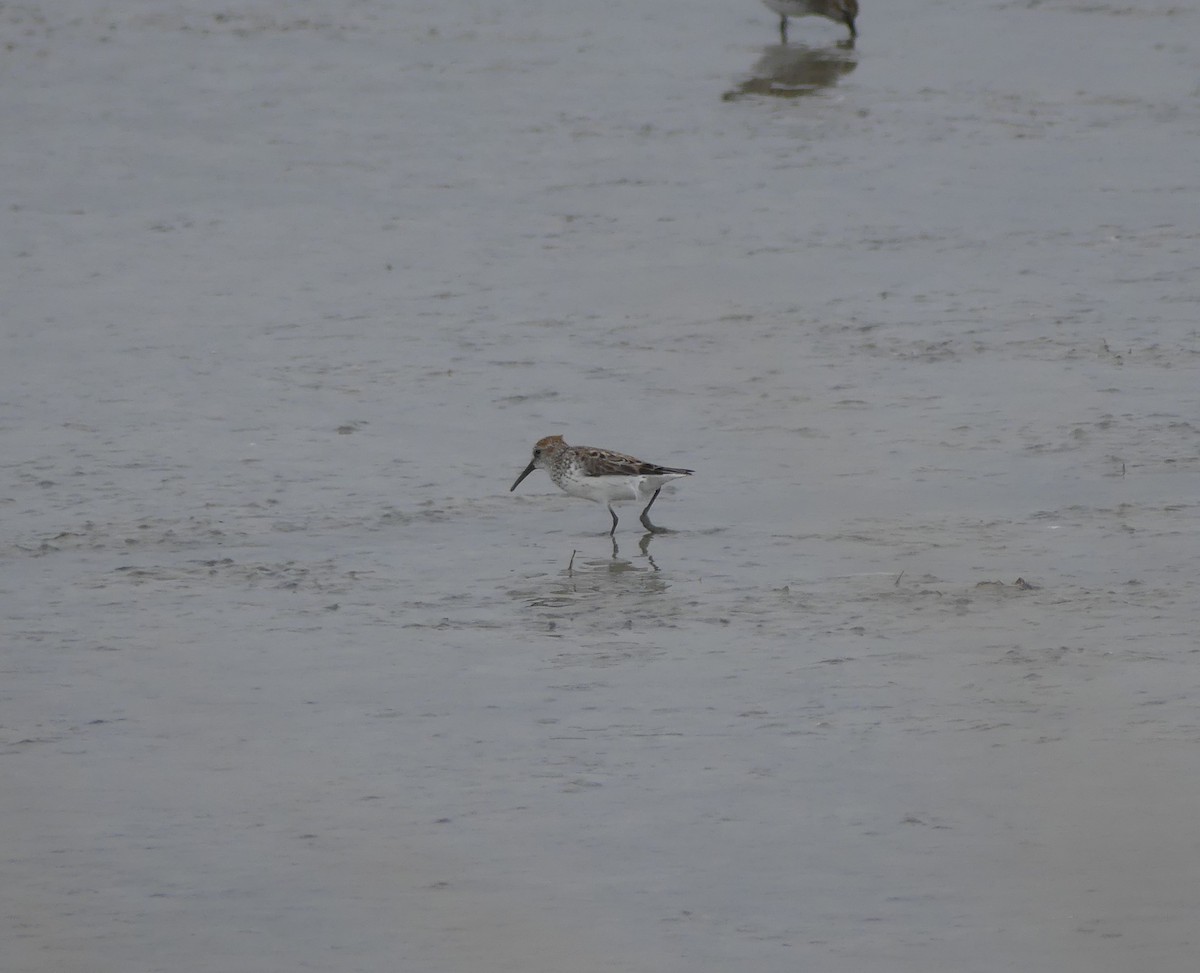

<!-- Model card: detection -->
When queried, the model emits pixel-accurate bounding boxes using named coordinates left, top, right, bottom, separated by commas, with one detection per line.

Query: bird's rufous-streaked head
left=510, top=435, right=568, bottom=491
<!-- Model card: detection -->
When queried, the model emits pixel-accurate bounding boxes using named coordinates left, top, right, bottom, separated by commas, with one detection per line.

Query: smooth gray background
left=3, top=1, right=1199, bottom=970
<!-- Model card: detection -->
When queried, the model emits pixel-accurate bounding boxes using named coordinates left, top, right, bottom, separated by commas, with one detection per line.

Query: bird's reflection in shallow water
left=570, top=532, right=660, bottom=574
left=724, top=42, right=857, bottom=101
left=516, top=533, right=673, bottom=636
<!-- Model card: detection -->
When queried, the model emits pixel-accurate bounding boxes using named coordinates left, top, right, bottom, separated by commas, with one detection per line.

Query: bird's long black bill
left=510, top=461, right=536, bottom=491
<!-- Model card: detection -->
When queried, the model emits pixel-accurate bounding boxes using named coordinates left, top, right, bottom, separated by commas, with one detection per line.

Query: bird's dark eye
left=533, top=448, right=541, bottom=457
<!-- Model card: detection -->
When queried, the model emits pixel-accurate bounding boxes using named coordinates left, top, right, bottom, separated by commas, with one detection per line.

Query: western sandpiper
left=763, top=0, right=858, bottom=43
left=510, top=435, right=694, bottom=536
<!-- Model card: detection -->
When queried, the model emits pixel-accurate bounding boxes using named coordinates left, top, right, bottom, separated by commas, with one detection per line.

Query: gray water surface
left=3, top=1, right=1199, bottom=971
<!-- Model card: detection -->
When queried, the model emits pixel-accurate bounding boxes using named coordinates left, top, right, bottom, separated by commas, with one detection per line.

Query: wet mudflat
left=3, top=1, right=1199, bottom=971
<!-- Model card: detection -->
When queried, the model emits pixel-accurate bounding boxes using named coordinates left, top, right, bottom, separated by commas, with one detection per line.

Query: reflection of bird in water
left=723, top=44, right=857, bottom=101
left=762, top=0, right=858, bottom=44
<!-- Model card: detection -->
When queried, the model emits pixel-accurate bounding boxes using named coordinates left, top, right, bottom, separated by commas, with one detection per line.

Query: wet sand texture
left=3, top=2, right=1199, bottom=971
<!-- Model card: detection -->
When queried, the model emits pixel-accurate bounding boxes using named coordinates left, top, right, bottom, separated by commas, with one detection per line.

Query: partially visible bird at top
left=763, top=0, right=858, bottom=44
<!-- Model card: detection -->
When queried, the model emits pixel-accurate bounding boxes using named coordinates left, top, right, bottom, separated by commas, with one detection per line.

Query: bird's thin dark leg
left=639, top=488, right=665, bottom=533
left=779, top=15, right=788, bottom=44
left=608, top=506, right=619, bottom=536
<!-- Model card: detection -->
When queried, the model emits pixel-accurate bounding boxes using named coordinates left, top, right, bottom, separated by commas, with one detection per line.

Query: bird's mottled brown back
left=574, top=446, right=693, bottom=479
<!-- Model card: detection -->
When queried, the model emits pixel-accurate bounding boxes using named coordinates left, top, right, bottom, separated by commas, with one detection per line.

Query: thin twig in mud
left=567, top=549, right=576, bottom=576
left=894, top=570, right=904, bottom=586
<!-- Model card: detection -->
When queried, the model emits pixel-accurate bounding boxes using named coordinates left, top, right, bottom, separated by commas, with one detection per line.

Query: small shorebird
left=510, top=435, right=693, bottom=536
left=763, top=0, right=858, bottom=43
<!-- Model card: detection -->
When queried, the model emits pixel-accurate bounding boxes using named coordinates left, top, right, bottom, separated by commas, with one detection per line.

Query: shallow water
left=3, top=0, right=1199, bottom=970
